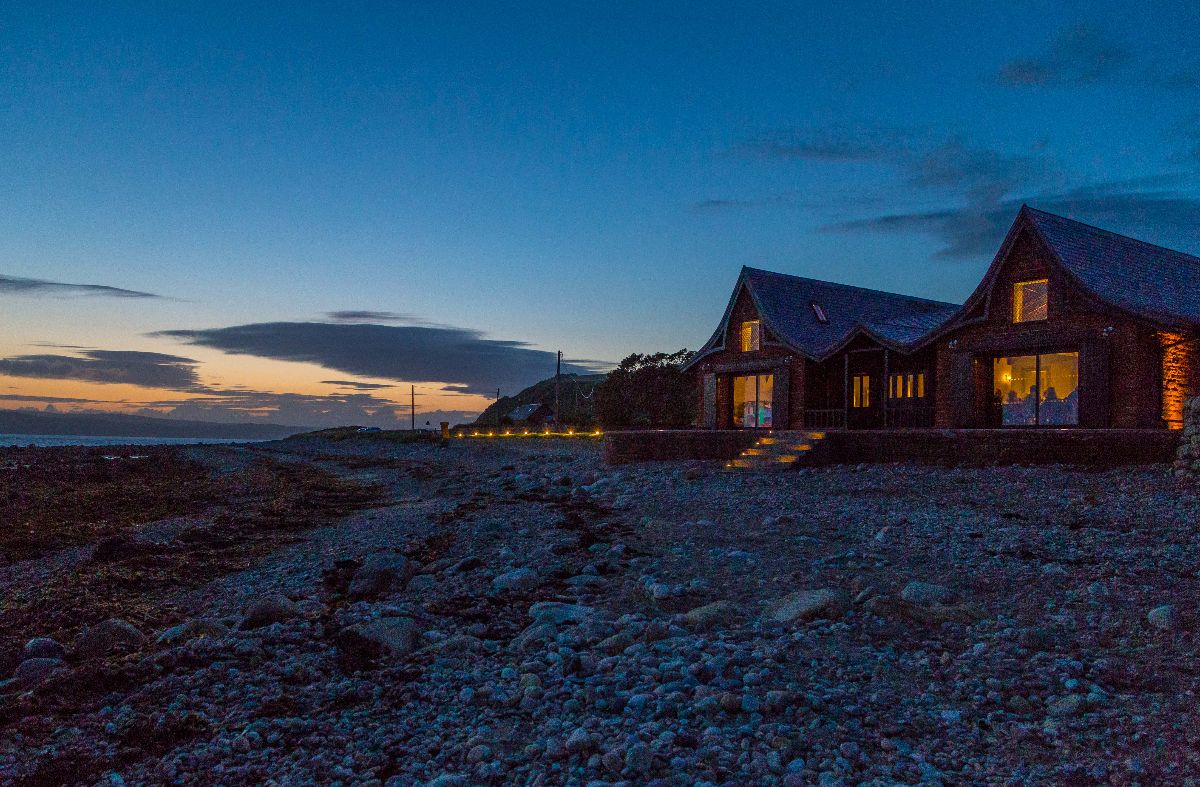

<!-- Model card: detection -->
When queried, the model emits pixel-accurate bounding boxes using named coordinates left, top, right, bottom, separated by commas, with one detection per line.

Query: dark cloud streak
left=155, top=322, right=603, bottom=396
left=0, top=275, right=162, bottom=299
left=824, top=185, right=1200, bottom=259
left=0, top=350, right=201, bottom=389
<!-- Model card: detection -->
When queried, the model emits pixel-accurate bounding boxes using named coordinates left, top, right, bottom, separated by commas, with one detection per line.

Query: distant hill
left=0, top=409, right=304, bottom=440
left=473, top=373, right=607, bottom=427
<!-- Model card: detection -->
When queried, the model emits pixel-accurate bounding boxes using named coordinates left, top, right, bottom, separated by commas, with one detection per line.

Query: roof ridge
left=742, top=265, right=960, bottom=308
left=1024, top=205, right=1200, bottom=266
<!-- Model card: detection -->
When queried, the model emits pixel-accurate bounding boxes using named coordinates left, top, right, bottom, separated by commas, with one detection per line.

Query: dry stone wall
left=1174, top=396, right=1200, bottom=475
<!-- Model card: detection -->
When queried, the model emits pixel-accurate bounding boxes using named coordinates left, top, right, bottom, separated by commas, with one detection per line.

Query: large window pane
left=993, top=352, right=1078, bottom=425
left=757, top=374, right=773, bottom=427
left=1038, top=352, right=1079, bottom=425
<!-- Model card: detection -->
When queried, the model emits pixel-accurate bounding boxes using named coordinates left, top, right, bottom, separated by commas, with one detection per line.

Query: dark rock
left=241, top=595, right=300, bottom=630
left=13, top=657, right=64, bottom=686
left=348, top=553, right=413, bottom=599
left=76, top=618, right=146, bottom=659
left=23, top=637, right=65, bottom=660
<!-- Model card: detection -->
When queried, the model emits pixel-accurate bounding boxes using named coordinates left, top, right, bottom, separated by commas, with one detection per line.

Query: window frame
left=851, top=374, right=871, bottom=408
left=740, top=320, right=761, bottom=352
left=1012, top=278, right=1049, bottom=324
left=992, top=350, right=1080, bottom=427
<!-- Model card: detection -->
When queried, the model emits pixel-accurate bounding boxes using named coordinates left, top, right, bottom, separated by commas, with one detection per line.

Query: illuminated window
left=732, top=373, right=773, bottom=427
left=888, top=372, right=926, bottom=399
left=740, top=320, right=761, bottom=352
left=811, top=302, right=828, bottom=324
left=993, top=352, right=1078, bottom=425
left=851, top=374, right=871, bottom=408
left=1013, top=279, right=1049, bottom=323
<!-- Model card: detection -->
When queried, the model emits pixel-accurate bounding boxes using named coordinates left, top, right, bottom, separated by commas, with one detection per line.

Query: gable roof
left=1023, top=206, right=1200, bottom=327
left=685, top=266, right=960, bottom=367
left=933, top=205, right=1200, bottom=337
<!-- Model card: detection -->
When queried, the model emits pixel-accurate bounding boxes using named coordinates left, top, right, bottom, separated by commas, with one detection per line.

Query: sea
left=0, top=434, right=264, bottom=448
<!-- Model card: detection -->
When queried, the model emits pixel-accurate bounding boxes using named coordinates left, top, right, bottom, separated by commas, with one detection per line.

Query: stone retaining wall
left=812, top=429, right=1178, bottom=468
left=603, top=430, right=758, bottom=464
left=1173, top=396, right=1200, bottom=475
left=605, top=428, right=1177, bottom=467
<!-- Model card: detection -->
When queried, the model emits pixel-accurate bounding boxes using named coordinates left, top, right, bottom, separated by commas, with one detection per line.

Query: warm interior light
left=1161, top=332, right=1189, bottom=429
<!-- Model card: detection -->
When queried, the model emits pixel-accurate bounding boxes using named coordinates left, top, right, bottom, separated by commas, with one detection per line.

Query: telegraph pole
left=410, top=385, right=415, bottom=431
left=555, top=350, right=562, bottom=427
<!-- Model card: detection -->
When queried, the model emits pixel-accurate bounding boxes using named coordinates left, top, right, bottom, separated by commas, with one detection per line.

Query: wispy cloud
left=325, top=310, right=432, bottom=324
left=0, top=393, right=101, bottom=403
left=997, top=24, right=1199, bottom=89
left=824, top=180, right=1200, bottom=259
left=0, top=350, right=201, bottom=389
left=731, top=127, right=903, bottom=162
left=714, top=127, right=1062, bottom=217
left=0, top=275, right=163, bottom=299
left=998, top=25, right=1132, bottom=86
left=155, top=322, right=604, bottom=396
left=320, top=379, right=395, bottom=390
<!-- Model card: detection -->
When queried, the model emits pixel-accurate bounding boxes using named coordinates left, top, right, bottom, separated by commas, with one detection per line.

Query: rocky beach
left=2, top=434, right=1199, bottom=785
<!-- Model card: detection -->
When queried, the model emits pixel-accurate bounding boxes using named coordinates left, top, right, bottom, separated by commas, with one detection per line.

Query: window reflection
left=993, top=352, right=1078, bottom=425
left=733, top=374, right=773, bottom=428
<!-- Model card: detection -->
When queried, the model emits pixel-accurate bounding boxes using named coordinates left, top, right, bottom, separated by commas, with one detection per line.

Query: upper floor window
left=1013, top=279, right=1048, bottom=323
left=740, top=320, right=761, bottom=352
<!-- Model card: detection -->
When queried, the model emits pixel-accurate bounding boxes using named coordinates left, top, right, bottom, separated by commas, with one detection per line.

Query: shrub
left=595, top=349, right=696, bottom=429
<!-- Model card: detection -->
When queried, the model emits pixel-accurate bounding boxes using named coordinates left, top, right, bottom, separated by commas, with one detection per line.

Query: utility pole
left=410, top=384, right=415, bottom=431
left=496, top=388, right=501, bottom=426
left=555, top=350, right=562, bottom=428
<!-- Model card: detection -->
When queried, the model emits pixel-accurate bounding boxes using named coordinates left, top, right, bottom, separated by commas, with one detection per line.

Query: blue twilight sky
left=0, top=1, right=1197, bottom=425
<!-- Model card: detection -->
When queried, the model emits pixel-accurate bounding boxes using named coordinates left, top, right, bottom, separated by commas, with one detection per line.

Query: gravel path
left=3, top=437, right=1199, bottom=785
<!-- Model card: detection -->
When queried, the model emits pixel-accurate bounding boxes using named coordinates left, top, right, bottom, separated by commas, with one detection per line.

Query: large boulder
left=13, top=657, right=65, bottom=686
left=76, top=618, right=146, bottom=659
left=337, top=617, right=419, bottom=663
left=1148, top=604, right=1180, bottom=631
left=764, top=589, right=850, bottom=624
left=528, top=602, right=593, bottom=627
left=348, top=553, right=414, bottom=599
left=684, top=600, right=743, bottom=630
left=510, top=622, right=558, bottom=653
left=23, top=637, right=65, bottom=661
left=241, top=595, right=300, bottom=630
left=157, top=618, right=230, bottom=646
left=491, top=567, right=540, bottom=595
left=900, top=581, right=961, bottom=606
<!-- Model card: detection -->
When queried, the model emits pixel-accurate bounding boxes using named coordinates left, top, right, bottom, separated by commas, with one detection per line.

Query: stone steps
left=725, top=431, right=827, bottom=472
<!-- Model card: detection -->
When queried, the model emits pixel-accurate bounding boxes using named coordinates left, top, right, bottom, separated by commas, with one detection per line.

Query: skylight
left=811, top=302, right=828, bottom=323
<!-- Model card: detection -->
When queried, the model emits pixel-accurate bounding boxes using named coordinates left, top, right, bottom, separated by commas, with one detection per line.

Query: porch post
left=843, top=353, right=850, bottom=428
left=701, top=372, right=717, bottom=429
left=882, top=349, right=890, bottom=428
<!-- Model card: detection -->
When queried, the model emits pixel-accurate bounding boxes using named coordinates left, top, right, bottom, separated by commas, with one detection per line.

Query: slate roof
left=686, top=267, right=960, bottom=366
left=1022, top=206, right=1200, bottom=327
left=686, top=206, right=1200, bottom=371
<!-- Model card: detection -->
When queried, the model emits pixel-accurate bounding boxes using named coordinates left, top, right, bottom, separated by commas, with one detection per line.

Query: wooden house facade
left=685, top=207, right=1200, bottom=431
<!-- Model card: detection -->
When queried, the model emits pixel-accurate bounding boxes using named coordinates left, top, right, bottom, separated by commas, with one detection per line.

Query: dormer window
left=1013, top=279, right=1048, bottom=323
left=811, top=302, right=828, bottom=323
left=740, top=320, right=761, bottom=352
